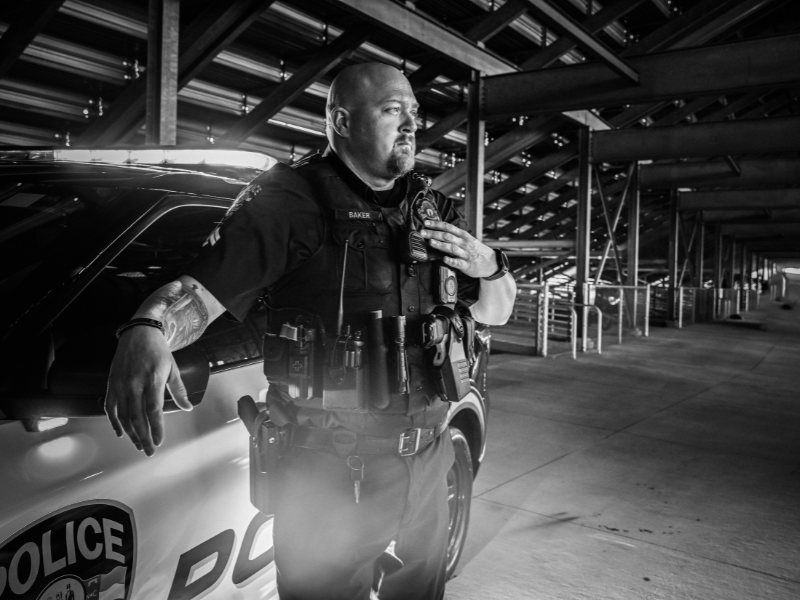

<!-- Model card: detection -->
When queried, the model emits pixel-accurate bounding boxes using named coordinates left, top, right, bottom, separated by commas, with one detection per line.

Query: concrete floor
left=447, top=293, right=800, bottom=600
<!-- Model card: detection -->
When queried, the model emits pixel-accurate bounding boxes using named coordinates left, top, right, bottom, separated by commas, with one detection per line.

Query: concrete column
left=465, top=70, right=485, bottom=241
left=145, top=0, right=180, bottom=145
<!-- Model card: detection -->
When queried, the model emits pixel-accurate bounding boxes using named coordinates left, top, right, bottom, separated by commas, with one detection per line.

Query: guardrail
left=769, top=274, right=787, bottom=301
left=740, top=288, right=760, bottom=312
left=592, top=284, right=651, bottom=342
left=716, top=288, right=739, bottom=319
left=676, top=287, right=715, bottom=328
left=507, top=283, right=549, bottom=356
left=574, top=303, right=602, bottom=354
left=503, top=283, right=651, bottom=358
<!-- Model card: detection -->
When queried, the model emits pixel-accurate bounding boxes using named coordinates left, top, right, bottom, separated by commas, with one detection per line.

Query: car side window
left=54, top=202, right=269, bottom=373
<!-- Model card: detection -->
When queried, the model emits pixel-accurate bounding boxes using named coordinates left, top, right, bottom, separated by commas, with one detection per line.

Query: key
left=347, top=455, right=364, bottom=504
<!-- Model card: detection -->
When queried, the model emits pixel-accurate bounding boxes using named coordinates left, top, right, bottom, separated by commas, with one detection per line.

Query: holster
left=424, top=306, right=471, bottom=402
left=238, top=395, right=288, bottom=516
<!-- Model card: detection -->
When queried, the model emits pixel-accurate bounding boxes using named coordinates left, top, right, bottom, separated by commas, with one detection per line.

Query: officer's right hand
left=105, top=325, right=192, bottom=456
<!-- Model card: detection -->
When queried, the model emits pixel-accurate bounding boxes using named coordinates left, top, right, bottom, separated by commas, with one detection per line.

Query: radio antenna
left=337, top=240, right=348, bottom=336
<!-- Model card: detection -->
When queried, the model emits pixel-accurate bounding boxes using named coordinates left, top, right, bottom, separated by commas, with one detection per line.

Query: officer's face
left=349, top=73, right=418, bottom=181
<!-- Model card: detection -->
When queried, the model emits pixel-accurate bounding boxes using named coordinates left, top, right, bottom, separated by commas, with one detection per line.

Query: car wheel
left=446, top=426, right=473, bottom=580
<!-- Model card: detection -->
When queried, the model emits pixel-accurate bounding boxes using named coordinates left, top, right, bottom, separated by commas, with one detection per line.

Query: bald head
left=326, top=63, right=419, bottom=189
left=327, top=63, right=409, bottom=126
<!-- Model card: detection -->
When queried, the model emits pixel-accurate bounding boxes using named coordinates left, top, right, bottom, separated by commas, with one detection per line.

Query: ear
left=329, top=107, right=351, bottom=138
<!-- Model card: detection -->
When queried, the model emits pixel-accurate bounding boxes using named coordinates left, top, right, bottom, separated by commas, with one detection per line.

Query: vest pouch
left=263, top=320, right=321, bottom=401
left=263, top=333, right=288, bottom=382
left=322, top=328, right=368, bottom=412
left=332, top=222, right=392, bottom=293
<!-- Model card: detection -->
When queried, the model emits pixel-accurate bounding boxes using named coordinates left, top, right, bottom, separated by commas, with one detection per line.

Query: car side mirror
left=0, top=329, right=209, bottom=420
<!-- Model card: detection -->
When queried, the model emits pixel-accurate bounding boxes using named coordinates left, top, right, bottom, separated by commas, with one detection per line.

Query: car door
left=0, top=192, right=278, bottom=600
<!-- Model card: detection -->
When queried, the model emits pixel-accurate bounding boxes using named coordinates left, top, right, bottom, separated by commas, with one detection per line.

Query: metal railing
left=770, top=274, right=788, bottom=301
left=574, top=303, right=602, bottom=354
left=591, top=284, right=651, bottom=342
left=741, top=288, right=760, bottom=312
left=503, top=283, right=651, bottom=358
left=716, top=288, right=740, bottom=319
left=508, top=283, right=549, bottom=356
left=649, top=286, right=670, bottom=324
left=676, top=287, right=715, bottom=328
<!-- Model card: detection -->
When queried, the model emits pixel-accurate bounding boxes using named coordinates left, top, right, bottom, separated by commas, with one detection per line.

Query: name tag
left=335, top=209, right=382, bottom=221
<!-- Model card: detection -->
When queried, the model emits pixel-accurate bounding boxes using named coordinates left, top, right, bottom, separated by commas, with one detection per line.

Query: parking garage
left=1, top=1, right=799, bottom=599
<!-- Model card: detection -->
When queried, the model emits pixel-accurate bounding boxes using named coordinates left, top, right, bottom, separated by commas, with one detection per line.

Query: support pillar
left=576, top=127, right=592, bottom=344
left=695, top=211, right=704, bottom=288
left=626, top=162, right=640, bottom=287
left=727, top=239, right=736, bottom=289
left=667, top=189, right=679, bottom=323
left=465, top=70, right=485, bottom=241
left=576, top=127, right=592, bottom=305
left=713, top=227, right=723, bottom=289
left=145, top=0, right=180, bottom=145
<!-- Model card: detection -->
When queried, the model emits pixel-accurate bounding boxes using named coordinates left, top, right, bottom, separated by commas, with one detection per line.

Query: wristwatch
left=483, top=248, right=509, bottom=281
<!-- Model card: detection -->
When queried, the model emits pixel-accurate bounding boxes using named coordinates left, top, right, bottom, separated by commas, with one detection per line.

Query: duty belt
left=289, top=421, right=448, bottom=457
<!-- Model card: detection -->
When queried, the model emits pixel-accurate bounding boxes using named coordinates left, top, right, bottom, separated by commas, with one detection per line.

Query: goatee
left=387, top=139, right=415, bottom=176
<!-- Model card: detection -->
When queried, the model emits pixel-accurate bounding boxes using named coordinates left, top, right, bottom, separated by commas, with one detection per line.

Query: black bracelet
left=115, top=318, right=165, bottom=340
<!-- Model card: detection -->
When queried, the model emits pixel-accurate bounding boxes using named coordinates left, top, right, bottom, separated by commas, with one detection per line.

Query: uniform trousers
left=272, top=430, right=455, bottom=599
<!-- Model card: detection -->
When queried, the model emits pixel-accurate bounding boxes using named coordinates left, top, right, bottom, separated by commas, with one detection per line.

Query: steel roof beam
left=415, top=106, right=468, bottom=151
left=219, top=23, right=370, bottom=145
left=625, top=0, right=748, bottom=56
left=79, top=0, right=276, bottom=145
left=641, top=159, right=800, bottom=190
left=591, top=115, right=800, bottom=162
left=652, top=96, right=719, bottom=127
left=722, top=223, right=800, bottom=237
left=330, top=0, right=516, bottom=75
left=520, top=0, right=639, bottom=83
left=0, top=0, right=66, bottom=81
left=607, top=0, right=778, bottom=128
left=680, top=189, right=800, bottom=211
left=670, top=0, right=777, bottom=51
left=433, top=115, right=562, bottom=196
left=481, top=33, right=800, bottom=118
left=484, top=143, right=577, bottom=205
left=408, top=0, right=527, bottom=90
left=465, top=0, right=529, bottom=44
left=488, top=168, right=579, bottom=231
left=521, top=0, right=648, bottom=71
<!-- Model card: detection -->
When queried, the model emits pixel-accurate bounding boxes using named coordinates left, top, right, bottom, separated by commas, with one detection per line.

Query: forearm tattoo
left=146, top=281, right=209, bottom=351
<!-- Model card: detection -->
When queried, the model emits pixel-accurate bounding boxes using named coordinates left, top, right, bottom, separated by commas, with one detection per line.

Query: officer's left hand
left=420, top=220, right=499, bottom=279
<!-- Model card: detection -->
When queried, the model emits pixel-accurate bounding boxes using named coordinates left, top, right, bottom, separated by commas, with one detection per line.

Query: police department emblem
left=0, top=501, right=136, bottom=600
left=414, top=198, right=440, bottom=223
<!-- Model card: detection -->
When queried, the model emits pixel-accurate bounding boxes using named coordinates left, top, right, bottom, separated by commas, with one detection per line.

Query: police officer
left=106, top=62, right=515, bottom=599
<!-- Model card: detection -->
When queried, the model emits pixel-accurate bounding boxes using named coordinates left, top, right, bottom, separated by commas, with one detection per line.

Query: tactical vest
left=262, top=153, right=452, bottom=433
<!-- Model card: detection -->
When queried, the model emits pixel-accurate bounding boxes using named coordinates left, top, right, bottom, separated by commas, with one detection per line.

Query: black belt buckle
left=398, top=428, right=423, bottom=457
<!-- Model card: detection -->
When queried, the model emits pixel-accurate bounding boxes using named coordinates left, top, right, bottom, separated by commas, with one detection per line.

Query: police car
left=0, top=149, right=490, bottom=600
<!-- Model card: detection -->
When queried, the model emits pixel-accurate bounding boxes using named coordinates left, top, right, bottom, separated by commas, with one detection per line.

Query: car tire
left=445, top=426, right=473, bottom=580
